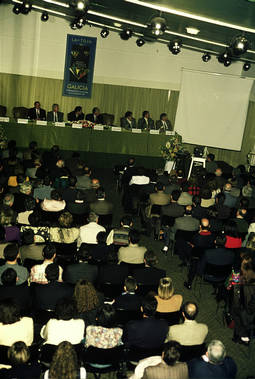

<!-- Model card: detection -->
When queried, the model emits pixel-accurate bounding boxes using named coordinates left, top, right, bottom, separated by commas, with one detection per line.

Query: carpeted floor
left=86, top=168, right=255, bottom=379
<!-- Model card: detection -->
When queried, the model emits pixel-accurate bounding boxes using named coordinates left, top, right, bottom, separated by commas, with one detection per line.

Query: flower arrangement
left=160, top=132, right=183, bottom=161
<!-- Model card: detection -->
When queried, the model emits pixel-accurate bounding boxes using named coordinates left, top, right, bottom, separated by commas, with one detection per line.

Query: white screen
left=175, top=69, right=253, bottom=151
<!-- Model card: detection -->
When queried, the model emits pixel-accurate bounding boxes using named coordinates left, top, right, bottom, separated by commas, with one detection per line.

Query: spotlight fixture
left=243, top=62, right=251, bottom=71
left=136, top=37, right=145, bottom=47
left=218, top=49, right=232, bottom=64
left=41, top=12, right=49, bottom=21
left=77, top=0, right=85, bottom=10
left=168, top=39, right=182, bottom=55
left=70, top=21, right=77, bottom=29
left=76, top=16, right=85, bottom=28
left=100, top=28, right=109, bottom=38
left=70, top=0, right=89, bottom=11
left=120, top=29, right=133, bottom=40
left=231, top=35, right=250, bottom=56
left=202, top=52, right=211, bottom=62
left=12, top=4, right=21, bottom=14
left=223, top=58, right=232, bottom=67
left=20, top=1, right=32, bottom=14
left=149, top=16, right=166, bottom=36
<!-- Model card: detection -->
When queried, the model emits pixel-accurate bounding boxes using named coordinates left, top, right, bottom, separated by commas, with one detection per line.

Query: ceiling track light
left=20, top=1, right=32, bottom=14
left=218, top=49, right=232, bottom=65
left=136, top=37, right=145, bottom=47
left=243, top=61, right=251, bottom=71
left=41, top=11, right=49, bottom=21
left=168, top=39, right=182, bottom=55
left=12, top=4, right=21, bottom=14
left=120, top=29, right=133, bottom=40
left=100, top=28, right=109, bottom=38
left=231, top=35, right=250, bottom=56
left=202, top=52, right=211, bottom=62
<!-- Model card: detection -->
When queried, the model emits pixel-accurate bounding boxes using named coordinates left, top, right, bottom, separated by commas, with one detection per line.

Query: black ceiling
left=3, top=0, right=255, bottom=62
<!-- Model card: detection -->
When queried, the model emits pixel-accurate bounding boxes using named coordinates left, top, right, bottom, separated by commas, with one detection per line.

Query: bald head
left=201, top=218, right=210, bottom=230
left=224, top=183, right=232, bottom=192
left=183, top=302, right=198, bottom=320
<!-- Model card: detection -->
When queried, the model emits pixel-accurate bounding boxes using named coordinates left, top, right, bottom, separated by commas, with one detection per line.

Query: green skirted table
left=0, top=121, right=170, bottom=159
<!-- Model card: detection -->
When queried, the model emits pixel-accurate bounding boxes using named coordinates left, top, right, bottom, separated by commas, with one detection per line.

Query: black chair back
left=175, top=229, right=197, bottom=242
left=0, top=345, right=10, bottom=365
left=179, top=343, right=206, bottom=362
left=98, top=214, right=113, bottom=229
left=136, top=283, right=158, bottom=296
left=115, top=309, right=142, bottom=326
left=204, top=263, right=232, bottom=282
left=127, top=345, right=163, bottom=362
left=155, top=310, right=181, bottom=326
left=83, top=345, right=124, bottom=365
left=0, top=105, right=7, bottom=117
left=100, top=282, right=123, bottom=300
left=119, top=262, right=145, bottom=275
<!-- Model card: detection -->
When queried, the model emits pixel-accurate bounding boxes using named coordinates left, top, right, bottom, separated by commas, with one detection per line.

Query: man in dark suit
left=67, top=106, right=84, bottom=122
left=123, top=294, right=168, bottom=349
left=133, top=250, right=165, bottom=286
left=137, top=111, right=154, bottom=130
left=47, top=103, right=64, bottom=122
left=85, top=107, right=102, bottom=124
left=120, top=111, right=136, bottom=129
left=114, top=276, right=142, bottom=311
left=162, top=190, right=184, bottom=219
left=155, top=113, right=172, bottom=132
left=0, top=268, right=32, bottom=314
left=33, top=263, right=73, bottom=311
left=188, top=340, right=237, bottom=379
left=90, top=187, right=113, bottom=216
left=28, top=101, right=46, bottom=120
left=63, top=246, right=98, bottom=285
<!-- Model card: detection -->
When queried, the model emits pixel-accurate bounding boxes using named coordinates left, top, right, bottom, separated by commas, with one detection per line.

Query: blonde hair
left=8, top=341, right=30, bottom=365
left=158, top=277, right=174, bottom=300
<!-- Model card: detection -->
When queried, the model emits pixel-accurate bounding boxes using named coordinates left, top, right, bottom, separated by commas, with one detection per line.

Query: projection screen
left=174, top=69, right=253, bottom=151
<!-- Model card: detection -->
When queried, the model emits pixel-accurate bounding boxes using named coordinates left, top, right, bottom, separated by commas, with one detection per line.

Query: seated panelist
left=120, top=111, right=136, bottom=129
left=86, top=107, right=102, bottom=124
left=137, top=110, right=154, bottom=130
left=156, top=113, right=173, bottom=131
left=47, top=104, right=64, bottom=123
left=68, top=106, right=84, bottom=122
left=28, top=101, right=46, bottom=121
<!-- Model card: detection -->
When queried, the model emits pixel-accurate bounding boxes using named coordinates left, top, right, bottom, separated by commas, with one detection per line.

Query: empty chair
left=115, top=309, right=142, bottom=327
left=155, top=310, right=181, bottom=326
left=179, top=343, right=206, bottom=362
left=13, top=107, right=29, bottom=119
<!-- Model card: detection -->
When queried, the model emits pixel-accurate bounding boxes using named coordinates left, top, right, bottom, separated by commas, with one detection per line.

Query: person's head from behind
left=215, top=192, right=225, bottom=206
left=120, top=215, right=133, bottom=227
left=185, top=205, right=192, bottom=215
left=141, top=294, right=157, bottom=317
left=43, top=176, right=52, bottom=186
left=19, top=182, right=32, bottom=195
left=74, top=279, right=99, bottom=313
left=24, top=197, right=36, bottom=212
left=207, top=340, right=226, bottom=364
left=200, top=218, right=210, bottom=231
left=55, top=298, right=77, bottom=321
left=96, top=304, right=116, bottom=328
left=158, top=277, right=174, bottom=300
left=88, top=212, right=98, bottom=224
left=4, top=244, right=19, bottom=262
left=1, top=268, right=17, bottom=286
left=144, top=250, right=158, bottom=267
left=129, top=229, right=140, bottom=245
left=124, top=276, right=137, bottom=293
left=74, top=106, right=82, bottom=115
left=96, top=231, right=107, bottom=245
left=68, top=176, right=77, bottom=188
left=224, top=220, right=239, bottom=238
left=3, top=193, right=14, bottom=207
left=45, top=263, right=59, bottom=282
left=51, top=190, right=62, bottom=201
left=96, top=187, right=105, bottom=200
left=84, top=166, right=91, bottom=176
left=0, top=298, right=20, bottom=325
left=77, top=244, right=90, bottom=262
left=58, top=212, right=73, bottom=228
left=162, top=341, right=181, bottom=366
left=240, top=197, right=249, bottom=209
left=182, top=302, right=198, bottom=320
left=49, top=341, right=78, bottom=378
left=207, top=153, right=215, bottom=162
left=215, top=168, right=223, bottom=177
left=128, top=157, right=135, bottom=167
left=155, top=182, right=164, bottom=192
left=215, top=235, right=226, bottom=248
left=106, top=250, right=118, bottom=265
left=171, top=190, right=181, bottom=202
left=8, top=341, right=30, bottom=365
left=43, top=244, right=56, bottom=260
left=200, top=187, right=212, bottom=200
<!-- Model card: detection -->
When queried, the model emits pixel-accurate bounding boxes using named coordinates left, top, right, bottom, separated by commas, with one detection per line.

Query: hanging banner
left=63, top=34, right=97, bottom=98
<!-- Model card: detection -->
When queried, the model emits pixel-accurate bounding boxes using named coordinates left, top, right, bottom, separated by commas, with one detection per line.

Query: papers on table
left=17, top=119, right=28, bottom=124
left=0, top=117, right=9, bottom=122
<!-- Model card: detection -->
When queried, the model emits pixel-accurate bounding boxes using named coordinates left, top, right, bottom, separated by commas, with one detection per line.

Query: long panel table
left=0, top=122, right=170, bottom=157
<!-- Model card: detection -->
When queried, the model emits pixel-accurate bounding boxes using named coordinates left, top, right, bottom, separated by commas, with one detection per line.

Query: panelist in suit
left=86, top=107, right=102, bottom=124
left=156, top=113, right=173, bottom=131
left=47, top=103, right=64, bottom=122
left=120, top=111, right=136, bottom=129
left=137, top=111, right=154, bottom=130
left=28, top=101, right=46, bottom=120
left=67, top=106, right=84, bottom=122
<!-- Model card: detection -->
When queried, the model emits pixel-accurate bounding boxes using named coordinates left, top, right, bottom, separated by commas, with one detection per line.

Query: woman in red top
left=224, top=220, right=242, bottom=249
